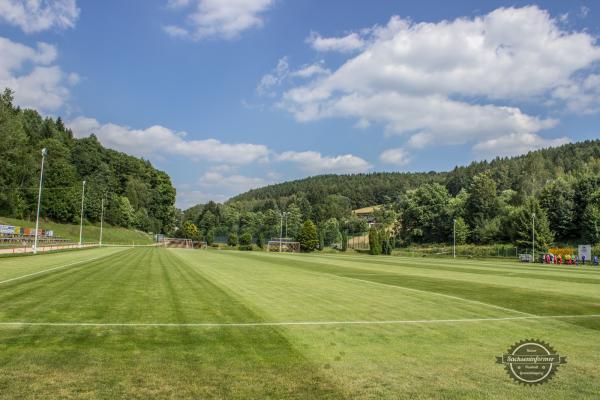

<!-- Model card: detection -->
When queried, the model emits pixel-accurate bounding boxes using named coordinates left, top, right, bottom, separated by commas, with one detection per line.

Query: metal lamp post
left=453, top=218, right=456, bottom=259
left=279, top=211, right=289, bottom=252
left=33, top=148, right=48, bottom=254
left=532, top=212, right=536, bottom=262
left=99, top=196, right=104, bottom=247
left=79, top=180, right=86, bottom=247
left=279, top=212, right=283, bottom=252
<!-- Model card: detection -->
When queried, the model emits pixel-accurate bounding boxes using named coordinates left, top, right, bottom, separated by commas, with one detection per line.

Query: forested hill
left=0, top=89, right=176, bottom=234
left=229, top=139, right=600, bottom=210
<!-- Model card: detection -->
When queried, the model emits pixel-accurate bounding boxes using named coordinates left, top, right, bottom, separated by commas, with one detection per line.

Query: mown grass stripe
left=300, top=253, right=600, bottom=275
left=0, top=247, right=130, bottom=285
left=219, top=251, right=600, bottom=331
left=310, top=254, right=600, bottom=285
left=0, top=314, right=598, bottom=328
left=0, top=248, right=344, bottom=398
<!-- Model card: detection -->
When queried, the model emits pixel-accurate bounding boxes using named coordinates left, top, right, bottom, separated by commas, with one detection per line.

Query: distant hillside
left=0, top=88, right=176, bottom=234
left=228, top=140, right=600, bottom=210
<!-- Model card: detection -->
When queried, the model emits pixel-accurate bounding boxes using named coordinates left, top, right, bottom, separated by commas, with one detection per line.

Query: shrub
left=206, top=229, right=214, bottom=245
left=227, top=232, right=238, bottom=247
left=239, top=231, right=252, bottom=246
left=454, top=217, right=469, bottom=245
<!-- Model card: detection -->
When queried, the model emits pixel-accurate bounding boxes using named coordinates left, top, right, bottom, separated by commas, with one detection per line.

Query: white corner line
left=0, top=314, right=598, bottom=328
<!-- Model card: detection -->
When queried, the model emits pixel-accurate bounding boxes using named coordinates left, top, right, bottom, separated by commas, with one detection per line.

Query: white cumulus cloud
left=0, top=0, right=79, bottom=33
left=379, top=147, right=412, bottom=166
left=281, top=6, right=598, bottom=155
left=257, top=58, right=331, bottom=97
left=199, top=171, right=267, bottom=191
left=164, top=0, right=274, bottom=40
left=473, top=133, right=571, bottom=159
left=276, top=151, right=372, bottom=174
left=0, top=37, right=75, bottom=111
left=291, top=62, right=330, bottom=79
left=307, top=31, right=366, bottom=53
left=176, top=189, right=228, bottom=208
left=67, top=116, right=270, bottom=164
left=256, top=56, right=289, bottom=96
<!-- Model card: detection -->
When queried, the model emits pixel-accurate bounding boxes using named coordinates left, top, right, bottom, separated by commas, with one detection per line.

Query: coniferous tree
left=239, top=231, right=252, bottom=246
left=510, top=197, right=553, bottom=252
left=582, top=204, right=600, bottom=244
left=227, top=232, right=238, bottom=247
left=369, top=227, right=382, bottom=255
left=239, top=231, right=252, bottom=250
left=297, top=220, right=318, bottom=252
left=206, top=229, right=214, bottom=245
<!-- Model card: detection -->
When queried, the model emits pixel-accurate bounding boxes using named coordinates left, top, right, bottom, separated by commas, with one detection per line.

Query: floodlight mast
left=279, top=211, right=289, bottom=252
left=279, top=213, right=283, bottom=252
left=99, top=196, right=104, bottom=247
left=33, top=148, right=48, bottom=254
left=453, top=219, right=456, bottom=259
left=79, top=180, right=86, bottom=247
left=532, top=212, right=536, bottom=262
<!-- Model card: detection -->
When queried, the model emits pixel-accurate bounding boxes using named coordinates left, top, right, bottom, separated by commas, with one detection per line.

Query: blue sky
left=1, top=0, right=599, bottom=209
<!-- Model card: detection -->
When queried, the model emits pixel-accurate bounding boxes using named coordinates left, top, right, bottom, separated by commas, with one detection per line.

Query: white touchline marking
left=341, top=275, right=536, bottom=317
left=0, top=314, right=597, bottom=328
left=0, top=248, right=129, bottom=285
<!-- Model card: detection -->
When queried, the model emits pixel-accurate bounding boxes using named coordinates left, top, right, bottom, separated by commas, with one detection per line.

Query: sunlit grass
left=0, top=248, right=598, bottom=399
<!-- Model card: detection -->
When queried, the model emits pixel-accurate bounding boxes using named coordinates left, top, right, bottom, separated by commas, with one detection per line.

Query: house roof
left=352, top=205, right=382, bottom=215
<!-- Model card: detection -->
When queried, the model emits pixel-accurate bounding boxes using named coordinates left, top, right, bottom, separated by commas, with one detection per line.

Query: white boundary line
left=0, top=314, right=598, bottom=328
left=0, top=248, right=129, bottom=285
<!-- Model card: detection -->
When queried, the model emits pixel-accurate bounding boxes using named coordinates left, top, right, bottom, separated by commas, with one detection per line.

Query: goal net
left=267, top=238, right=300, bottom=253
left=161, top=238, right=206, bottom=249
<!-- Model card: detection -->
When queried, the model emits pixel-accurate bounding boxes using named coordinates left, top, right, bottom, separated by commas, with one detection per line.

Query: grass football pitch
left=0, top=247, right=599, bottom=399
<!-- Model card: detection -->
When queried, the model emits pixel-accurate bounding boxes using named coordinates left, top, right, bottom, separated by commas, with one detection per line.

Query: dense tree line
left=185, top=139, right=600, bottom=250
left=181, top=195, right=370, bottom=249
left=0, top=89, right=177, bottom=233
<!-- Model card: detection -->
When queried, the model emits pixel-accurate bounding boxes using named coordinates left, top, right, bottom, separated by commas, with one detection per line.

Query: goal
left=160, top=237, right=206, bottom=249
left=267, top=238, right=300, bottom=253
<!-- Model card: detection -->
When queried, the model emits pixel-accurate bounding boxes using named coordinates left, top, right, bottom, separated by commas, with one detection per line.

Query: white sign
left=578, top=245, right=592, bottom=261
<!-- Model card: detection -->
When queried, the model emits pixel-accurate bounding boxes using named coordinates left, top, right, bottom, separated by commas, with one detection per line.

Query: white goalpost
left=266, top=238, right=300, bottom=253
left=159, top=237, right=206, bottom=249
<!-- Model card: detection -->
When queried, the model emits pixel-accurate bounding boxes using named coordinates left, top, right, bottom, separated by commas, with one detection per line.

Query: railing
left=0, top=241, right=100, bottom=255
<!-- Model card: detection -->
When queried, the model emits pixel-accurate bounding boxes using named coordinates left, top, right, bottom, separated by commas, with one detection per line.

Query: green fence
left=393, top=244, right=519, bottom=259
